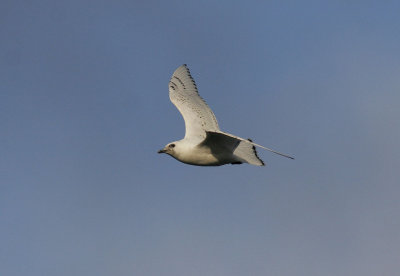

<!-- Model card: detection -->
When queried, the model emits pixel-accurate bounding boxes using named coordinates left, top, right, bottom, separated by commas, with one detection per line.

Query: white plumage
left=158, top=64, right=294, bottom=166
left=168, top=64, right=219, bottom=142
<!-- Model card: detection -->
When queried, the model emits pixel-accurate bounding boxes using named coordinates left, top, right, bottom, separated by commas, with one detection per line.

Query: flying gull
left=158, top=64, right=294, bottom=166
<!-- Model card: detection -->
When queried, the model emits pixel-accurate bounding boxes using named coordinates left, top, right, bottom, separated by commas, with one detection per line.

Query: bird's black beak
left=158, top=149, right=166, bottom=154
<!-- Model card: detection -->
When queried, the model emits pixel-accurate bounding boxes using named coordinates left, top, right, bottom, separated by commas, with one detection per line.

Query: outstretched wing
left=169, top=64, right=219, bottom=142
left=216, top=131, right=295, bottom=160
left=199, top=131, right=265, bottom=166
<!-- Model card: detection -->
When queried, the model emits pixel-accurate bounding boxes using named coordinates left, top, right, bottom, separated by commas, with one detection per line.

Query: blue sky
left=1, top=1, right=400, bottom=275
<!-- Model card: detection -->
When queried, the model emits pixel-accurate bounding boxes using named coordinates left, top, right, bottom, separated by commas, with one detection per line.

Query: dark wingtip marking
left=248, top=138, right=265, bottom=166
left=180, top=65, right=199, bottom=91
left=173, top=76, right=185, bottom=88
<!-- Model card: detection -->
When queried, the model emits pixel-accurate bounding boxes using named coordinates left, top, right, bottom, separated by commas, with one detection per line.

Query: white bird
left=158, top=64, right=294, bottom=166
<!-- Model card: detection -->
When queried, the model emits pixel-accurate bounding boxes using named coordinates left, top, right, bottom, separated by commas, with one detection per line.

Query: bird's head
left=158, top=141, right=179, bottom=156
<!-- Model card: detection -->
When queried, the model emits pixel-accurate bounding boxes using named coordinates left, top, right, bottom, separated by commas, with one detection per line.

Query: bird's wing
left=198, top=131, right=241, bottom=154
left=214, top=131, right=295, bottom=160
left=169, top=64, right=219, bottom=142
left=199, top=131, right=265, bottom=166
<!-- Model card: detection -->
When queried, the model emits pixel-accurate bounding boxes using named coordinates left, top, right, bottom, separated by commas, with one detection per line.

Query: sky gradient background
left=1, top=1, right=400, bottom=275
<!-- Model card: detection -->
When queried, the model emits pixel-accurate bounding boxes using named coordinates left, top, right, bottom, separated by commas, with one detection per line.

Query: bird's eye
left=169, top=144, right=175, bottom=148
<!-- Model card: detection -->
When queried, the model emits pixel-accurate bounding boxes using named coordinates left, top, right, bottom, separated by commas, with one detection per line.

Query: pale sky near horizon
left=1, top=1, right=400, bottom=275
